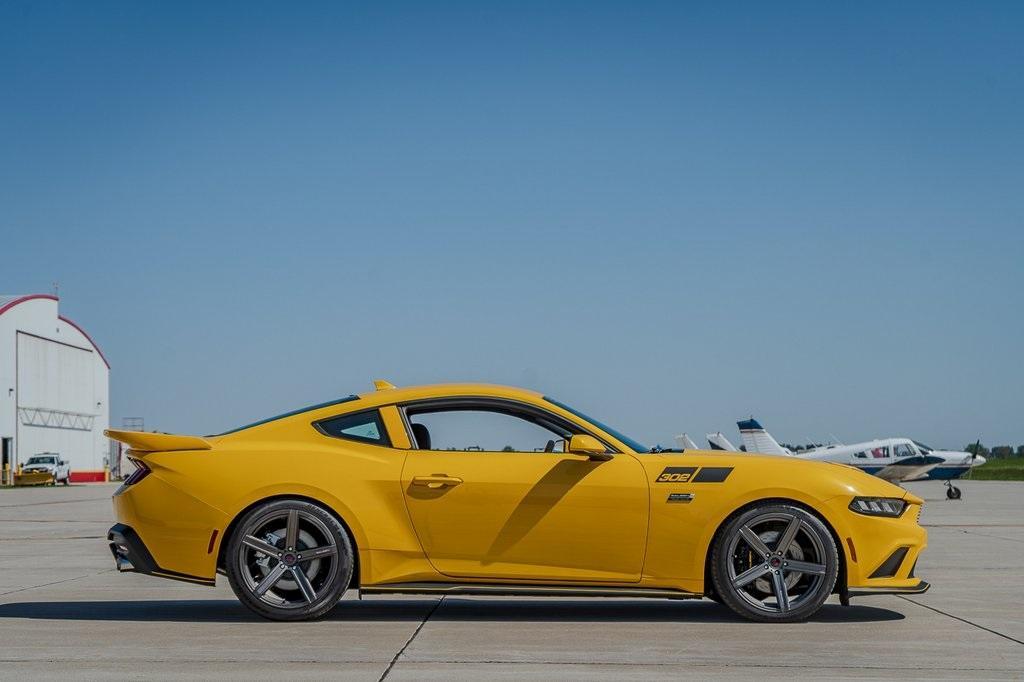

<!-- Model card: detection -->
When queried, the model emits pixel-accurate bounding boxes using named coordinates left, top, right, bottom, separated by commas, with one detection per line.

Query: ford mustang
left=106, top=381, right=928, bottom=622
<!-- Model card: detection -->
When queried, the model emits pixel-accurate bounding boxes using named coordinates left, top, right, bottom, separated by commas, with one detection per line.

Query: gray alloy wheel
left=710, top=503, right=838, bottom=622
left=225, top=499, right=353, bottom=621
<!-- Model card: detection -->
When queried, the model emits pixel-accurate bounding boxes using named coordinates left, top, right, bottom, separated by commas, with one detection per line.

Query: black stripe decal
left=692, top=467, right=733, bottom=483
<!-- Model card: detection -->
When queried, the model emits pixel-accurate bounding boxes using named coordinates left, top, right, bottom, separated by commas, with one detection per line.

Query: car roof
left=354, top=382, right=542, bottom=407
left=215, top=382, right=545, bottom=437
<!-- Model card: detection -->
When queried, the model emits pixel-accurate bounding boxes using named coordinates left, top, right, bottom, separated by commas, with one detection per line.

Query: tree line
left=966, top=443, right=1024, bottom=459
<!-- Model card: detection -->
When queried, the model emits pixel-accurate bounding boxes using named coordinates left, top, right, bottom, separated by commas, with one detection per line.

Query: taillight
left=123, top=458, right=151, bottom=486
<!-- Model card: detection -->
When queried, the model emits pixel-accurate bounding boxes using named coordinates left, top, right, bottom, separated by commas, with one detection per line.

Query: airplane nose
left=974, top=455, right=986, bottom=466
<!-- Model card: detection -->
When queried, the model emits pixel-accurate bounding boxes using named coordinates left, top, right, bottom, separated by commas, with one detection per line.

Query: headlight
left=849, top=497, right=907, bottom=517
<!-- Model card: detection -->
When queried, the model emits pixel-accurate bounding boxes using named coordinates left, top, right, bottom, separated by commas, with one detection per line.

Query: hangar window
left=315, top=410, right=390, bottom=446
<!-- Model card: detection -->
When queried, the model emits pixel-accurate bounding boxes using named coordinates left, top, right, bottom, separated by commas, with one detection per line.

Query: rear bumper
left=108, top=523, right=215, bottom=586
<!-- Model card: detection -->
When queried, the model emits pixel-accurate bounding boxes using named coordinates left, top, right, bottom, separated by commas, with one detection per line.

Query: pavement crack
left=0, top=569, right=114, bottom=597
left=898, top=596, right=1024, bottom=647
left=0, top=535, right=104, bottom=541
left=0, top=498, right=110, bottom=509
left=378, top=596, right=445, bottom=681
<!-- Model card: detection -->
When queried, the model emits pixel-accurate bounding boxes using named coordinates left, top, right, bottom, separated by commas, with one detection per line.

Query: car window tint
left=408, top=409, right=566, bottom=453
left=316, top=410, right=390, bottom=446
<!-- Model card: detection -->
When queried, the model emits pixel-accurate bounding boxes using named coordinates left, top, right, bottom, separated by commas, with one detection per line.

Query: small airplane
left=675, top=433, right=700, bottom=450
left=675, top=432, right=742, bottom=452
left=733, top=418, right=985, bottom=499
left=707, top=432, right=739, bottom=452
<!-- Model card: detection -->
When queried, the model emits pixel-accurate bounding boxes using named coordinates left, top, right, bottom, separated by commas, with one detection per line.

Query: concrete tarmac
left=0, top=480, right=1021, bottom=680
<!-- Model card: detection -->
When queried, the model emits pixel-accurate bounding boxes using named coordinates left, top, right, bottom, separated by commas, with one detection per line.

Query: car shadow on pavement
left=0, top=598, right=903, bottom=624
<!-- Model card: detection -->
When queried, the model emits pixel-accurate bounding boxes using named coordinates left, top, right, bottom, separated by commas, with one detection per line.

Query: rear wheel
left=710, top=503, right=838, bottom=622
left=225, top=499, right=354, bottom=621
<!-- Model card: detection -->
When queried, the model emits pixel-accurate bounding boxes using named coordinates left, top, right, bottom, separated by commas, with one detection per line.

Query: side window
left=405, top=407, right=570, bottom=453
left=853, top=451, right=867, bottom=459
left=870, top=446, right=890, bottom=459
left=316, top=409, right=390, bottom=446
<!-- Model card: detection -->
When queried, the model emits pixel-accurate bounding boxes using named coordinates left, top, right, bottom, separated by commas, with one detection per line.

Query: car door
left=398, top=399, right=649, bottom=583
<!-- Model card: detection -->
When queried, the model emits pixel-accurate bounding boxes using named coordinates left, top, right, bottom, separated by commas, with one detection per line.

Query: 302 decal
left=656, top=467, right=697, bottom=483
left=656, top=466, right=734, bottom=483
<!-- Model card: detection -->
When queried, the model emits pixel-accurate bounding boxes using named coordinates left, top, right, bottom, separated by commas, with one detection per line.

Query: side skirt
left=360, top=582, right=702, bottom=600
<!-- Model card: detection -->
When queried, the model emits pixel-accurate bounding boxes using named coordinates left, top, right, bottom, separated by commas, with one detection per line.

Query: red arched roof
left=0, top=294, right=110, bottom=369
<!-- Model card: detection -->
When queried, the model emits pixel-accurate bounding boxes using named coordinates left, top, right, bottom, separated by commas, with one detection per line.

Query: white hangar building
left=0, top=294, right=110, bottom=483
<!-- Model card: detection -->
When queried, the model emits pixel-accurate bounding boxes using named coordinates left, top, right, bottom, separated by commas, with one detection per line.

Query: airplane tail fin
left=706, top=432, right=738, bottom=451
left=675, top=433, right=700, bottom=450
left=737, top=418, right=791, bottom=455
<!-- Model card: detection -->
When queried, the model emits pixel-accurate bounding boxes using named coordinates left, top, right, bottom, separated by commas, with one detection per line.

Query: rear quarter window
left=315, top=410, right=390, bottom=447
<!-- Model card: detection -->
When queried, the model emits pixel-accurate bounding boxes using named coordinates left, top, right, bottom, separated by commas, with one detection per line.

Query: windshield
left=27, top=456, right=55, bottom=464
left=543, top=397, right=649, bottom=453
left=912, top=440, right=933, bottom=454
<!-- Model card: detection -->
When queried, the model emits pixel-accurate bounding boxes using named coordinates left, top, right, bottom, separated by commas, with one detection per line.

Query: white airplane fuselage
left=736, top=419, right=985, bottom=483
left=794, top=441, right=984, bottom=482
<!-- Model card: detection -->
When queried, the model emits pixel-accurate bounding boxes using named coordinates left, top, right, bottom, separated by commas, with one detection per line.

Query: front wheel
left=225, top=499, right=354, bottom=621
left=710, top=503, right=838, bottom=623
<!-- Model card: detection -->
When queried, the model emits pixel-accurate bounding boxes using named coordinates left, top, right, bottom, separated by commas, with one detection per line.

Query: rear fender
left=218, top=484, right=370, bottom=567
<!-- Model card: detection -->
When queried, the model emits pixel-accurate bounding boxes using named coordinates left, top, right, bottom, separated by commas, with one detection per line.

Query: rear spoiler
left=104, top=429, right=212, bottom=453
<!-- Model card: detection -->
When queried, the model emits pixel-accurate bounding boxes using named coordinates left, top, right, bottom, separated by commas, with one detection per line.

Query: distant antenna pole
left=123, top=417, right=145, bottom=432
left=52, top=281, right=59, bottom=297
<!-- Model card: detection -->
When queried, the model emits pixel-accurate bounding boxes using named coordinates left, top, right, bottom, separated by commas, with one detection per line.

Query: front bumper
left=108, top=523, right=215, bottom=586
left=847, top=580, right=930, bottom=597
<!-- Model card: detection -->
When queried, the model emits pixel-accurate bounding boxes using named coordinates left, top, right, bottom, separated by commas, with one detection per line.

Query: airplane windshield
left=912, top=440, right=933, bottom=454
left=892, top=443, right=916, bottom=459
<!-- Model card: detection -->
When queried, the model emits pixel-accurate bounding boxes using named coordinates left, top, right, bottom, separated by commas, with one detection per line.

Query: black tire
left=225, top=498, right=354, bottom=621
left=946, top=486, right=962, bottom=500
left=710, top=503, right=838, bottom=623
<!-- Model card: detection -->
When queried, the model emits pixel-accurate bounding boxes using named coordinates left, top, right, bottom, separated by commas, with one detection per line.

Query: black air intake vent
left=869, top=547, right=909, bottom=579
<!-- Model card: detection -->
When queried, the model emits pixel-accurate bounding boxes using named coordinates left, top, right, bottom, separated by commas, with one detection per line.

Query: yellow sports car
left=106, top=381, right=928, bottom=622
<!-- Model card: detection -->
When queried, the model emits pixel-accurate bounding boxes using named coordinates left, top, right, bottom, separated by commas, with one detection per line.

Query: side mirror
left=567, top=434, right=613, bottom=461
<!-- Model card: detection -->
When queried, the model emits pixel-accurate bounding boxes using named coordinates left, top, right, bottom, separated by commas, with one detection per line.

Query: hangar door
left=16, top=332, right=97, bottom=468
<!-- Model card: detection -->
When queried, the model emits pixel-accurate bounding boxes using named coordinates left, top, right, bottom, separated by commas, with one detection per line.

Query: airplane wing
left=872, top=456, right=944, bottom=483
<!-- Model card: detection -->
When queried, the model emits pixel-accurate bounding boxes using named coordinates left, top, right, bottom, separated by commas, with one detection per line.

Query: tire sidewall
left=711, top=503, right=838, bottom=623
left=226, top=498, right=354, bottom=621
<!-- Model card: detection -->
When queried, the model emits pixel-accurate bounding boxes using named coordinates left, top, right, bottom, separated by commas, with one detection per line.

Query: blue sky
left=2, top=2, right=1021, bottom=448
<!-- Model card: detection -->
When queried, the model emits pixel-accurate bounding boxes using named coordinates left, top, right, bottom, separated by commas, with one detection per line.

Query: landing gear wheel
left=710, top=503, right=838, bottom=623
left=225, top=499, right=354, bottom=621
left=946, top=483, right=962, bottom=500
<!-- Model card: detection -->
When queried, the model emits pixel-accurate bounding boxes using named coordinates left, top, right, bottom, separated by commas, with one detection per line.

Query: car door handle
left=411, top=475, right=464, bottom=489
